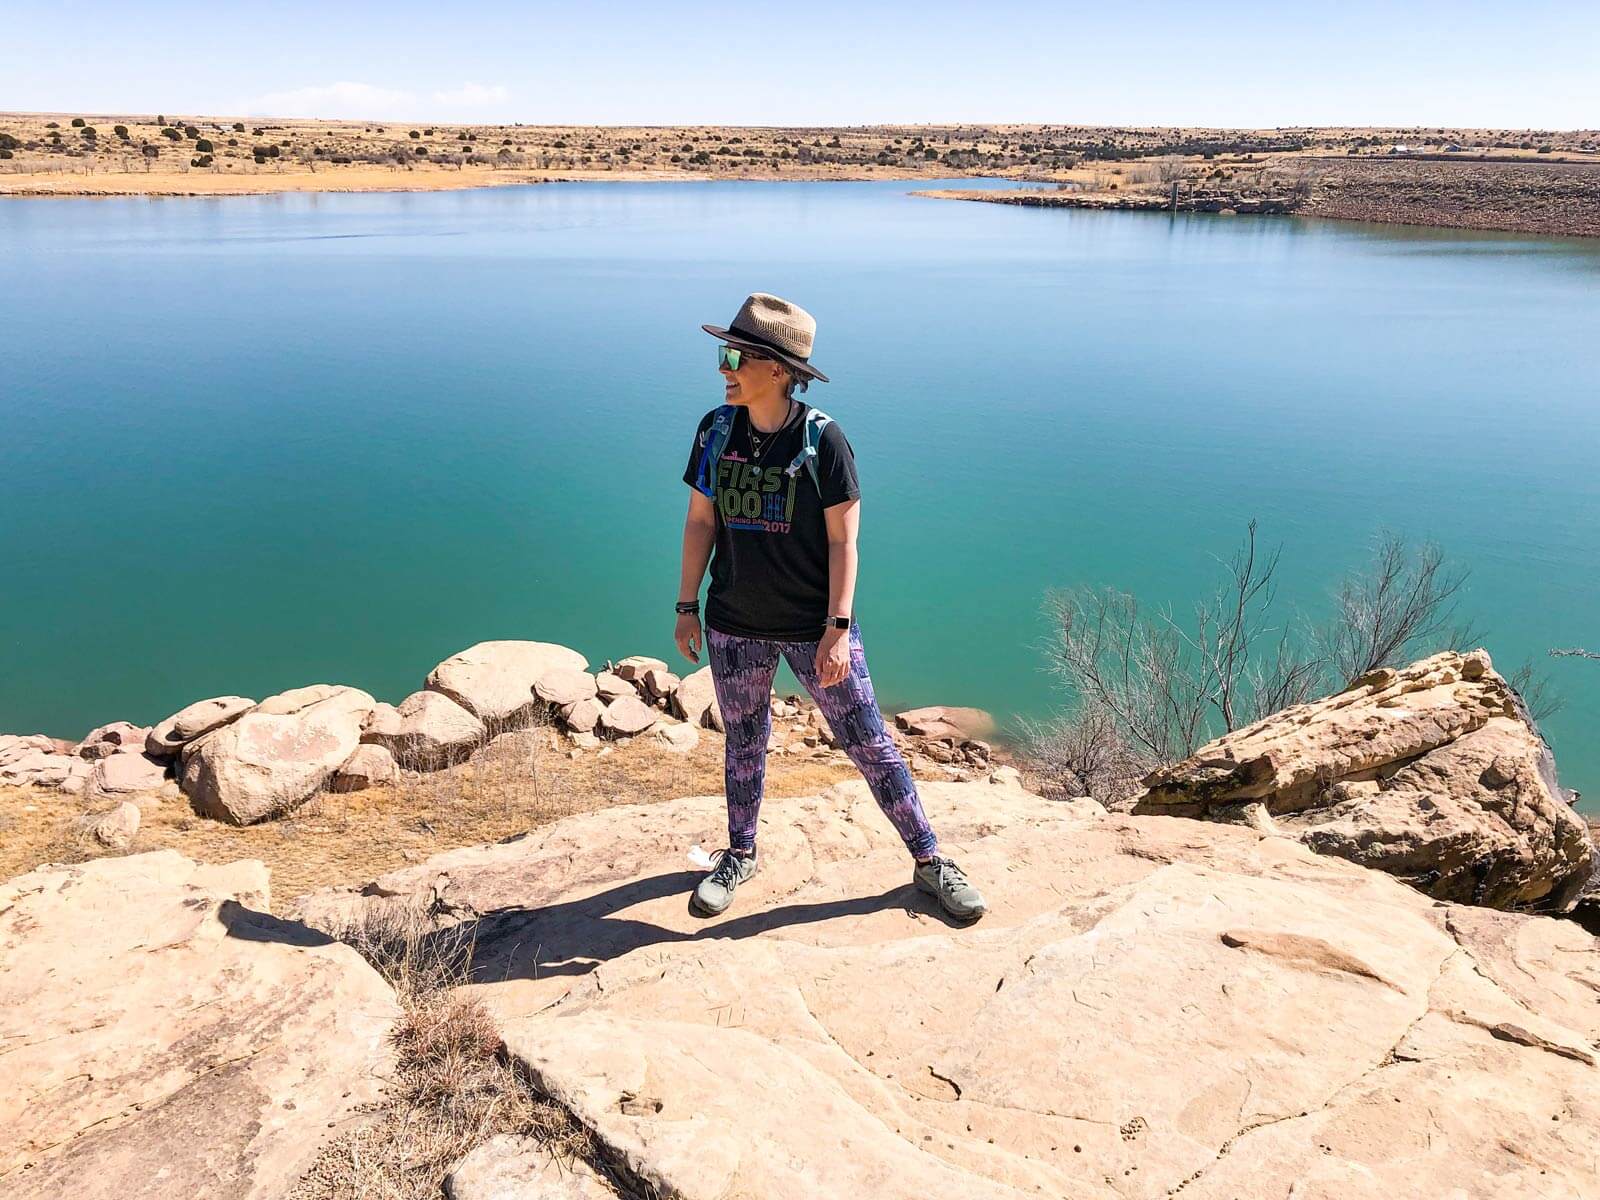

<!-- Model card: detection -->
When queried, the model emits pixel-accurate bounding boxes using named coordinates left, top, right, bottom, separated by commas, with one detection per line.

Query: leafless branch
left=1322, top=532, right=1471, bottom=684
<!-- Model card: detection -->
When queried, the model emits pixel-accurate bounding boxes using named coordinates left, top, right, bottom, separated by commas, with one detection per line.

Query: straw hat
left=702, top=292, right=830, bottom=383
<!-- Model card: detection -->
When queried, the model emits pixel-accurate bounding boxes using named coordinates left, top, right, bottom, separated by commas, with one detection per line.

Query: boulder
left=0, top=851, right=397, bottom=1200
left=640, top=667, right=680, bottom=705
left=649, top=720, right=699, bottom=754
left=426, top=641, right=589, bottom=731
left=145, top=696, right=255, bottom=758
left=1133, top=650, right=1594, bottom=912
left=611, top=656, right=667, bottom=682
left=85, top=751, right=170, bottom=803
left=182, top=685, right=375, bottom=824
left=85, top=800, right=140, bottom=849
left=58, top=759, right=94, bottom=797
left=291, top=782, right=1600, bottom=1200
left=535, top=667, right=598, bottom=708
left=72, top=721, right=147, bottom=761
left=443, top=1133, right=613, bottom=1200
left=894, top=705, right=996, bottom=740
left=361, top=689, right=485, bottom=770
left=0, top=733, right=57, bottom=766
left=670, top=666, right=719, bottom=729
left=561, top=696, right=604, bottom=735
left=330, top=743, right=399, bottom=792
left=594, top=671, right=633, bottom=703
left=598, top=695, right=658, bottom=738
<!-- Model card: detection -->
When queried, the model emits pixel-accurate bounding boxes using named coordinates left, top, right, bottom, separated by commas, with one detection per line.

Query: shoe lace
left=709, top=849, right=746, bottom=888
left=931, top=856, right=968, bottom=890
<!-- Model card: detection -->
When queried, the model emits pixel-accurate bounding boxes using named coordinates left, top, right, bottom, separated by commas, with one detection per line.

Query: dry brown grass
left=0, top=717, right=866, bottom=910
left=287, top=904, right=619, bottom=1200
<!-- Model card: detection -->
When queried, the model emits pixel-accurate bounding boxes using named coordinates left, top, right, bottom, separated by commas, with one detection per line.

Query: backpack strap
left=784, top=407, right=833, bottom=494
left=692, top=405, right=738, bottom=498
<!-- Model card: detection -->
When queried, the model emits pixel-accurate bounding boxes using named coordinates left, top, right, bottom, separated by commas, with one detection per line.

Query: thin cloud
left=432, top=83, right=510, bottom=107
left=244, top=81, right=513, bottom=121
left=247, top=81, right=418, bottom=120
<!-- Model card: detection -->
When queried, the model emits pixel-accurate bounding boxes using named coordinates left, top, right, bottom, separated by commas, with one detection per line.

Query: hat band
left=726, top=322, right=811, bottom=363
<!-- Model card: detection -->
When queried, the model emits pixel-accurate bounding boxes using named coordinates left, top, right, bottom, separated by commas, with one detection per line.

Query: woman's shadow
left=446, top=868, right=952, bottom=987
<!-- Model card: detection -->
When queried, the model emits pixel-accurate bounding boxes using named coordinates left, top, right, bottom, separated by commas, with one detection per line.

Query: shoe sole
left=689, top=893, right=730, bottom=917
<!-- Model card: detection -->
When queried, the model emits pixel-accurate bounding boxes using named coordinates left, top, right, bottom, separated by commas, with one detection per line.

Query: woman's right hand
left=675, top=613, right=703, bottom=665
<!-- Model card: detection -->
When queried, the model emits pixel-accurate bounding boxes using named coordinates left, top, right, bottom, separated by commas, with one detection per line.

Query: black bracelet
left=675, top=600, right=700, bottom=614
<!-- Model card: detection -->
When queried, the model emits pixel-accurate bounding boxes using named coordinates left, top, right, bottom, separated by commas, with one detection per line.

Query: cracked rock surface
left=0, top=851, right=398, bottom=1200
left=293, top=780, right=1600, bottom=1199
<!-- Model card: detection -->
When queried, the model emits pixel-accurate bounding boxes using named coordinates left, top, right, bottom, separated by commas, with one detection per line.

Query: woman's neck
left=746, top=394, right=795, bottom=433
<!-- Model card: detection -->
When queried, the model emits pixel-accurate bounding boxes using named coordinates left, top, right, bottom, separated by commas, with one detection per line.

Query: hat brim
left=703, top=323, right=829, bottom=384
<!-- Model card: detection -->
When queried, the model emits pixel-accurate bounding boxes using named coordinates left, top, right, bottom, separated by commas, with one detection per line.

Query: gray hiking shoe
left=914, top=855, right=987, bottom=921
left=691, top=848, right=758, bottom=916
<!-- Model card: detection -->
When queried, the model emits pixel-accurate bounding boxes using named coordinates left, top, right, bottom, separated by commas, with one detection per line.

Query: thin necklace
left=746, top=399, right=794, bottom=463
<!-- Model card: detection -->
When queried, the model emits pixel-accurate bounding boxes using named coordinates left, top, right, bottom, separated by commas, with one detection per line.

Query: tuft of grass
left=289, top=903, right=611, bottom=1199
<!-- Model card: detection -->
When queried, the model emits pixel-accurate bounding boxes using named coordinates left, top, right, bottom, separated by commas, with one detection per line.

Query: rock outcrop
left=1133, top=650, right=1594, bottom=912
left=184, top=685, right=376, bottom=824
left=0, top=851, right=397, bottom=1200
left=292, top=780, right=1600, bottom=1200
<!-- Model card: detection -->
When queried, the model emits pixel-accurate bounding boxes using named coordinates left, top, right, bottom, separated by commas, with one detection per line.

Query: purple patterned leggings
left=706, top=620, right=939, bottom=860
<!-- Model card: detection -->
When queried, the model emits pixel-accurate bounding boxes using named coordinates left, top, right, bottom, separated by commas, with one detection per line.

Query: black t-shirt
left=682, top=400, right=862, bottom=640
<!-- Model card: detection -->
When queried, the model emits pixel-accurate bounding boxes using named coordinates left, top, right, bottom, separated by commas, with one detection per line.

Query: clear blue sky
left=4, top=0, right=1596, bottom=128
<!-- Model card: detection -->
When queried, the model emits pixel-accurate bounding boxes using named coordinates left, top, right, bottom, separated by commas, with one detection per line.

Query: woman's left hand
left=815, top=628, right=850, bottom=688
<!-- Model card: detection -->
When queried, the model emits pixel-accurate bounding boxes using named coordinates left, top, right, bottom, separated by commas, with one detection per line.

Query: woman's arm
left=816, top=498, right=861, bottom=686
left=675, top=489, right=718, bottom=664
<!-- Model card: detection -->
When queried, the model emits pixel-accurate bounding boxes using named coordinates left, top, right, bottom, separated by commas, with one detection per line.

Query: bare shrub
left=1321, top=531, right=1473, bottom=684
left=1015, top=702, right=1152, bottom=808
left=1508, top=659, right=1564, bottom=723
left=1028, top=524, right=1496, bottom=802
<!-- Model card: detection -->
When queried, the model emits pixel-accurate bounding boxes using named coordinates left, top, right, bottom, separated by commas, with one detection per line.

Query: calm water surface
left=3, top=180, right=1598, bottom=809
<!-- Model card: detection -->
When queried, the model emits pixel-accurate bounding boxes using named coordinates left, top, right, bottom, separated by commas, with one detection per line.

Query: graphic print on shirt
left=713, top=449, right=799, bottom=533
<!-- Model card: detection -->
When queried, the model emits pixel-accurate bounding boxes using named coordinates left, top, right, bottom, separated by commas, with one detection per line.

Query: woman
left=674, top=292, right=987, bottom=922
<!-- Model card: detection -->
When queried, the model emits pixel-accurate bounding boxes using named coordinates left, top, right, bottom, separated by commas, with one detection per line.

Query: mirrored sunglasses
left=718, top=344, right=772, bottom=371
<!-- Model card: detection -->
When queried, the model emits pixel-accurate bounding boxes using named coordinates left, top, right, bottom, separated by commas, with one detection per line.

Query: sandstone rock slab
left=427, top=641, right=589, bottom=731
left=443, top=1134, right=614, bottom=1199
left=1133, top=650, right=1594, bottom=912
left=294, top=783, right=1600, bottom=1200
left=0, top=851, right=397, bottom=1200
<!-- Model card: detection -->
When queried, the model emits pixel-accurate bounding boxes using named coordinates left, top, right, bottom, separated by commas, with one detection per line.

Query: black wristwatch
left=827, top=614, right=851, bottom=630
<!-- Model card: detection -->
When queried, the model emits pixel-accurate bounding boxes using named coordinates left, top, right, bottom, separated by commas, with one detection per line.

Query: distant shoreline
left=916, top=156, right=1600, bottom=240
left=5, top=113, right=1597, bottom=238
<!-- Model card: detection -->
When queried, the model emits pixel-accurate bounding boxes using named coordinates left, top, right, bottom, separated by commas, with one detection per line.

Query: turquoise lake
left=3, top=180, right=1597, bottom=810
